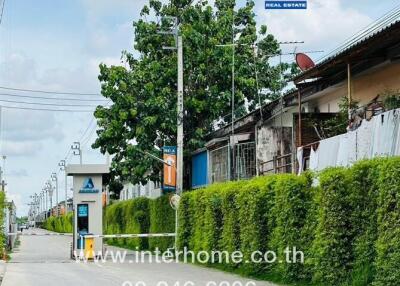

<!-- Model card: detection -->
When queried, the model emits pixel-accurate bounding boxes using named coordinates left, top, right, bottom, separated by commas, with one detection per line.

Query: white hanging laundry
left=370, top=113, right=384, bottom=158
left=336, top=134, right=349, bottom=167
left=347, top=130, right=357, bottom=164
left=391, top=109, right=400, bottom=156
left=356, top=118, right=374, bottom=160
left=297, top=147, right=304, bottom=175
left=316, top=135, right=340, bottom=171
left=394, top=110, right=400, bottom=156
left=309, top=146, right=319, bottom=171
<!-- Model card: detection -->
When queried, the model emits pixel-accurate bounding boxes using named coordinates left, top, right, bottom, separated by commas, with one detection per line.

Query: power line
left=0, top=105, right=94, bottom=112
left=0, top=86, right=101, bottom=96
left=317, top=5, right=400, bottom=62
left=0, top=92, right=107, bottom=102
left=0, top=98, right=100, bottom=107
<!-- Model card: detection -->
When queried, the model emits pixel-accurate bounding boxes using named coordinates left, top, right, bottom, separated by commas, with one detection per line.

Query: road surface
left=2, top=228, right=277, bottom=286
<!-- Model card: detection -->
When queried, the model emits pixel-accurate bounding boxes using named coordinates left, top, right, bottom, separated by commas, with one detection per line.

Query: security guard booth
left=66, top=164, right=109, bottom=258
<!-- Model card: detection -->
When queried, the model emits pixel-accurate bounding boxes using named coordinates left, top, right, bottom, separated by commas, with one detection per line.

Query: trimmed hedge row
left=104, top=195, right=175, bottom=251
left=43, top=213, right=73, bottom=233
left=178, top=157, right=400, bottom=286
left=0, top=191, right=5, bottom=251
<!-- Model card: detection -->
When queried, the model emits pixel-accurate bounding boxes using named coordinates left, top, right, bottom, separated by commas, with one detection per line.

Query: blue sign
left=79, top=178, right=100, bottom=194
left=163, top=146, right=177, bottom=155
left=265, top=1, right=307, bottom=9
left=191, top=151, right=208, bottom=189
left=77, top=205, right=88, bottom=217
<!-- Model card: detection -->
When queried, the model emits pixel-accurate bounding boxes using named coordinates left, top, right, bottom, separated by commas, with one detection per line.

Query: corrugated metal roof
left=295, top=17, right=400, bottom=81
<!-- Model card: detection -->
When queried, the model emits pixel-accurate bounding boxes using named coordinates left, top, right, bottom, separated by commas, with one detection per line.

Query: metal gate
left=209, top=145, right=230, bottom=183
left=234, top=142, right=256, bottom=180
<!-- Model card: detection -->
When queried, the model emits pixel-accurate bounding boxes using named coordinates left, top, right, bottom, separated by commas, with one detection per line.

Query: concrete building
left=119, top=180, right=162, bottom=201
left=189, top=18, right=400, bottom=186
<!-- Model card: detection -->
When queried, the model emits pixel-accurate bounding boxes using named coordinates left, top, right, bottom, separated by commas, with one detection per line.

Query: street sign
left=163, top=146, right=177, bottom=191
left=265, top=1, right=307, bottom=10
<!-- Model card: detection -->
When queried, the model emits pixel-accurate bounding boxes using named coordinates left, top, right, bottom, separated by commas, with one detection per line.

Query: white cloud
left=2, top=141, right=43, bottom=157
left=257, top=0, right=372, bottom=60
left=8, top=169, right=28, bottom=177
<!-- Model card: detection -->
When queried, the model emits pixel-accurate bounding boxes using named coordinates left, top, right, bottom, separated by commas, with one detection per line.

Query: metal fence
left=209, top=145, right=230, bottom=183
left=234, top=142, right=256, bottom=180
left=259, top=153, right=293, bottom=175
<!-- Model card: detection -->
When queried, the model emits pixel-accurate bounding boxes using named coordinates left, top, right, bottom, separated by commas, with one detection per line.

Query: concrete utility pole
left=51, top=172, right=58, bottom=215
left=159, top=17, right=184, bottom=195
left=71, top=142, right=82, bottom=165
left=177, top=35, right=183, bottom=195
left=58, top=160, right=67, bottom=214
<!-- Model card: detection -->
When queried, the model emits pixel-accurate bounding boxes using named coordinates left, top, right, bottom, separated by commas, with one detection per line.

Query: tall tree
left=93, top=0, right=292, bottom=185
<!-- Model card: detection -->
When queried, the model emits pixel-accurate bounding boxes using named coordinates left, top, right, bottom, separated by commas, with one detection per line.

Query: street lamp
left=45, top=181, right=53, bottom=216
left=59, top=160, right=67, bottom=214
left=51, top=172, right=58, bottom=216
left=71, top=142, right=82, bottom=165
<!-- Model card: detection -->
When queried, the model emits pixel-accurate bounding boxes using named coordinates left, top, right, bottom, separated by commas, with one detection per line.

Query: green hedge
left=104, top=195, right=175, bottom=251
left=43, top=213, right=73, bottom=233
left=0, top=192, right=5, bottom=251
left=42, top=157, right=400, bottom=286
left=149, top=195, right=175, bottom=251
left=178, top=157, right=400, bottom=286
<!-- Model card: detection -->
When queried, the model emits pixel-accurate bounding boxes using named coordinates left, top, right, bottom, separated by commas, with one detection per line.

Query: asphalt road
left=2, top=228, right=277, bottom=286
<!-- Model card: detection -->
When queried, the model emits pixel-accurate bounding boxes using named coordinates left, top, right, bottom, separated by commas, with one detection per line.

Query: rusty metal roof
left=294, top=16, right=400, bottom=83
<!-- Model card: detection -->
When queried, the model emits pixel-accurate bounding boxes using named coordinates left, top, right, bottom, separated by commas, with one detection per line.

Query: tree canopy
left=93, top=0, right=295, bottom=185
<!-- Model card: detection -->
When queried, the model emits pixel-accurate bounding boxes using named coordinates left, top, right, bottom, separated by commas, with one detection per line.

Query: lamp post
left=51, top=173, right=58, bottom=216
left=46, top=181, right=53, bottom=216
left=59, top=160, right=67, bottom=214
left=71, top=142, right=82, bottom=165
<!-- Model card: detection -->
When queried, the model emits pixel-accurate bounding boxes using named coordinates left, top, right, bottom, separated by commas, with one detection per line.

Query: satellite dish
left=296, top=53, right=315, bottom=71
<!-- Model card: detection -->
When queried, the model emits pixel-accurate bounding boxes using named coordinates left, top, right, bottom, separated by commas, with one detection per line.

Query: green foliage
left=381, top=88, right=400, bottom=110
left=314, top=97, right=359, bottom=139
left=176, top=157, right=400, bottom=286
left=0, top=192, right=5, bottom=251
left=43, top=213, right=73, bottom=233
left=269, top=174, right=313, bottom=282
left=149, top=195, right=175, bottom=251
left=312, top=168, right=355, bottom=285
left=373, top=157, right=400, bottom=286
left=104, top=198, right=150, bottom=249
left=104, top=195, right=175, bottom=251
left=92, top=0, right=296, bottom=186
left=237, top=176, right=276, bottom=275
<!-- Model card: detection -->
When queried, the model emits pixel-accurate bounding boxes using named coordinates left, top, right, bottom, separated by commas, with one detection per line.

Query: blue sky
left=0, top=0, right=398, bottom=216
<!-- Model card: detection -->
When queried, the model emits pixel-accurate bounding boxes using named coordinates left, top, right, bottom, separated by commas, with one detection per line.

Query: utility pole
left=71, top=142, right=82, bottom=165
left=51, top=172, right=58, bottom=216
left=46, top=180, right=53, bottom=216
left=58, top=160, right=67, bottom=214
left=177, top=35, right=183, bottom=195
left=159, top=17, right=184, bottom=195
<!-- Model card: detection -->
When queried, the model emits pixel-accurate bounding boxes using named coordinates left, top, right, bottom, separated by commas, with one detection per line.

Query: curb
left=0, top=260, right=7, bottom=285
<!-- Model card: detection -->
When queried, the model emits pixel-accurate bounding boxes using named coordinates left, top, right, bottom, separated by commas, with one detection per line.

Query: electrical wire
left=0, top=85, right=101, bottom=96
left=0, top=98, right=101, bottom=107
left=0, top=92, right=107, bottom=102
left=0, top=105, right=94, bottom=112
left=317, top=5, right=400, bottom=62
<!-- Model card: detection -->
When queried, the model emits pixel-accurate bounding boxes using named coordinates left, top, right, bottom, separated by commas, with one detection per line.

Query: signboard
left=77, top=204, right=88, bottom=217
left=79, top=177, right=100, bottom=194
left=163, top=146, right=177, bottom=191
left=265, top=1, right=307, bottom=9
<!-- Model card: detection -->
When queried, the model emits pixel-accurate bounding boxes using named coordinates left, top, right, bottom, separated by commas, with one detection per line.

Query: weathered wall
left=256, top=123, right=292, bottom=171
left=308, top=62, right=400, bottom=112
